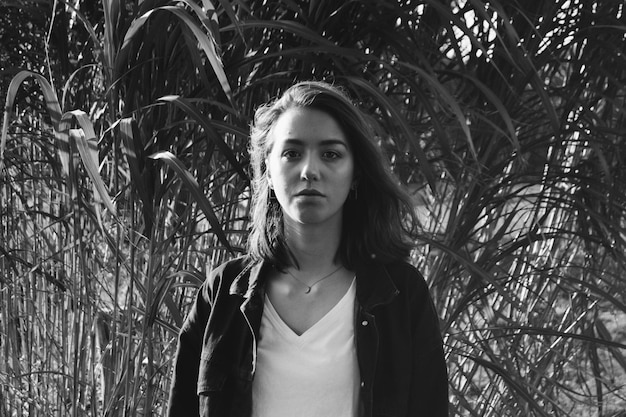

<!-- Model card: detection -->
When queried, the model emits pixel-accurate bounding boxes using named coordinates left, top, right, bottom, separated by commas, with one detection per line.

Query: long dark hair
left=247, top=81, right=418, bottom=269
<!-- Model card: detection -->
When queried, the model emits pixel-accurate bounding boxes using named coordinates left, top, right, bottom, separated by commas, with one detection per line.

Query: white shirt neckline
left=263, top=277, right=357, bottom=346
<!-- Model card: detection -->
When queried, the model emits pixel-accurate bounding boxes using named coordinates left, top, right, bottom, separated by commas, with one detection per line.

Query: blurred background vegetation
left=1, top=0, right=625, bottom=415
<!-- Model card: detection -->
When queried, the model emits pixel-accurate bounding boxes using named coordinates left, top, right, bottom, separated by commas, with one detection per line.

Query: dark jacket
left=167, top=256, right=448, bottom=416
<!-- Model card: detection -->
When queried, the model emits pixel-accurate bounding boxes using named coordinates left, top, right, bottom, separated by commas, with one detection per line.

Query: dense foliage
left=1, top=0, right=625, bottom=415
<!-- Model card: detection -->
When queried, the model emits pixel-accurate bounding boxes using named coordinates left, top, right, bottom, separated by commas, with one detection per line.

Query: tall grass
left=1, top=0, right=625, bottom=415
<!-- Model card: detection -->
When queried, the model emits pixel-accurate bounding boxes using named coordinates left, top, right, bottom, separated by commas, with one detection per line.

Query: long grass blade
left=1, top=71, right=63, bottom=173
left=120, top=117, right=154, bottom=233
left=58, top=110, right=117, bottom=215
left=149, top=150, right=232, bottom=253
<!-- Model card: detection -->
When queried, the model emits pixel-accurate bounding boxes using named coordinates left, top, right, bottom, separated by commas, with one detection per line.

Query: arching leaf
left=149, top=150, right=232, bottom=253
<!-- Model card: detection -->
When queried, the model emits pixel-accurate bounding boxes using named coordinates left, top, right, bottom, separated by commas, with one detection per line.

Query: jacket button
left=361, top=320, right=368, bottom=326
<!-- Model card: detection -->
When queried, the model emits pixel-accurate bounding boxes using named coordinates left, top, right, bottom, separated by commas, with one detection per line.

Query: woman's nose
left=300, top=154, right=320, bottom=181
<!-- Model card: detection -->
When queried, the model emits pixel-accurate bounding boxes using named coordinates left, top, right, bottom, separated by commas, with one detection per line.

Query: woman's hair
left=247, top=80, right=418, bottom=269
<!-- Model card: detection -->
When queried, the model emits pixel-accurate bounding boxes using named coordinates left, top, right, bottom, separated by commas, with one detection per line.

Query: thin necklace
left=286, top=265, right=343, bottom=294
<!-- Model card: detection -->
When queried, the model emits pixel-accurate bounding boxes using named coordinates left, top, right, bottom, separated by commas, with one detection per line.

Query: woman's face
left=266, top=107, right=355, bottom=228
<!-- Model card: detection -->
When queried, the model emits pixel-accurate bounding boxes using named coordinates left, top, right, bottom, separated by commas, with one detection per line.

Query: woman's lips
left=296, top=189, right=324, bottom=197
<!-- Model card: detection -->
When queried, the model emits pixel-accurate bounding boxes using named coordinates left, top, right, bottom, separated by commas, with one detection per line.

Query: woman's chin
left=285, top=210, right=342, bottom=228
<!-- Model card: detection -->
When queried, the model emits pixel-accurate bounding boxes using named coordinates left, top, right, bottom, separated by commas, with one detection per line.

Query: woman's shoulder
left=383, top=259, right=425, bottom=280
left=208, top=255, right=251, bottom=276
left=381, top=260, right=441, bottom=327
left=382, top=259, right=430, bottom=294
left=202, top=255, right=257, bottom=293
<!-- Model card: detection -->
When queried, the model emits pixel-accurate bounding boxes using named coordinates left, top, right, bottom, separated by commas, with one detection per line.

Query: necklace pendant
left=285, top=265, right=343, bottom=295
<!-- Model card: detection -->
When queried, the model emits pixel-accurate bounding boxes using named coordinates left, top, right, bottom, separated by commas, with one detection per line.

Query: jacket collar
left=229, top=256, right=265, bottom=298
left=229, top=256, right=399, bottom=311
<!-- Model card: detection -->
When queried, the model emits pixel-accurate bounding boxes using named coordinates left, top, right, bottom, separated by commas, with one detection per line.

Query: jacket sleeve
left=409, top=275, right=449, bottom=416
left=167, top=275, right=216, bottom=417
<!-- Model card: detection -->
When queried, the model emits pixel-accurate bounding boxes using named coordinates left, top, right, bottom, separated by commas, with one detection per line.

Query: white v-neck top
left=251, top=278, right=360, bottom=417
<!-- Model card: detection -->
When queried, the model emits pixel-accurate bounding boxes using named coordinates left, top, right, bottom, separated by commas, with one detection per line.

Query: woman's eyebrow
left=282, top=138, right=348, bottom=147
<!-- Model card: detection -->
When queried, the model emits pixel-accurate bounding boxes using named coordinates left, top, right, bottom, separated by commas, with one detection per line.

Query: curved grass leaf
left=58, top=110, right=117, bottom=215
left=61, top=64, right=99, bottom=110
left=178, top=0, right=222, bottom=47
left=497, top=326, right=626, bottom=350
left=167, top=270, right=205, bottom=288
left=149, top=150, right=232, bottom=253
left=1, top=70, right=64, bottom=174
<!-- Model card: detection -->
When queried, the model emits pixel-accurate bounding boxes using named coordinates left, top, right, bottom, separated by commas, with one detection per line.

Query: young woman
left=167, top=81, right=448, bottom=416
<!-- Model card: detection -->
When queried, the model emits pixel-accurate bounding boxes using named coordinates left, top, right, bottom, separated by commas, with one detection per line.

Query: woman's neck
left=283, top=219, right=342, bottom=272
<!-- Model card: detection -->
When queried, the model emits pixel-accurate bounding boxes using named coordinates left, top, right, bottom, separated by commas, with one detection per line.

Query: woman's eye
left=323, top=150, right=341, bottom=159
left=282, top=150, right=300, bottom=159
